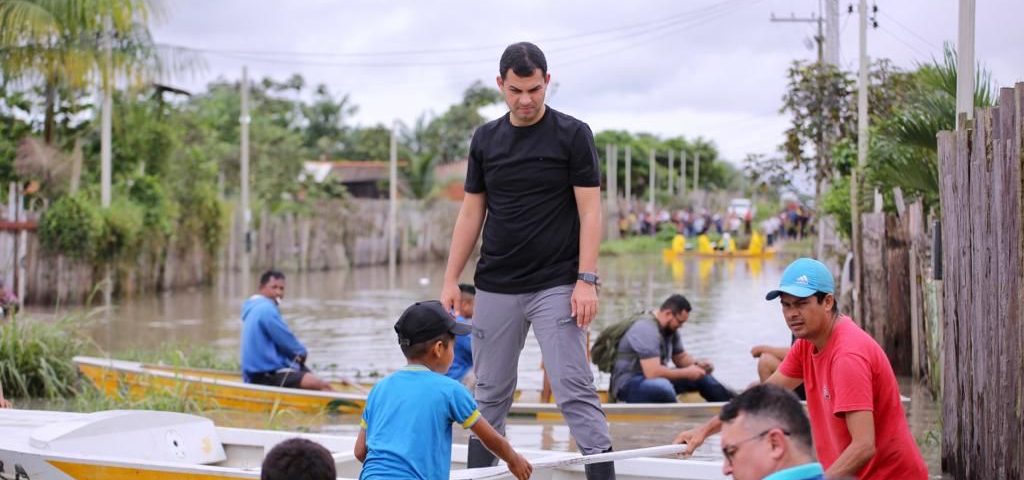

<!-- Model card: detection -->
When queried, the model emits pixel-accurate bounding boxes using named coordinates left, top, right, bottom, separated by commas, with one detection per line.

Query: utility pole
left=100, top=15, right=113, bottom=306
left=692, top=152, right=700, bottom=197
left=679, top=150, right=687, bottom=199
left=667, top=150, right=674, bottom=197
left=606, top=144, right=619, bottom=239
left=772, top=9, right=828, bottom=259
left=388, top=120, right=398, bottom=277
left=624, top=145, right=632, bottom=208
left=826, top=0, right=840, bottom=65
left=240, top=66, right=252, bottom=279
left=648, top=149, right=655, bottom=212
left=101, top=16, right=112, bottom=208
left=851, top=0, right=870, bottom=323
left=956, top=0, right=975, bottom=127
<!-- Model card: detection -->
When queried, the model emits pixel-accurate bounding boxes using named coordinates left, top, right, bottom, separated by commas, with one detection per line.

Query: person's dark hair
left=719, top=384, right=813, bottom=454
left=401, top=332, right=453, bottom=359
left=260, top=270, right=285, bottom=287
left=459, top=284, right=476, bottom=296
left=261, top=437, right=336, bottom=480
left=813, top=291, right=839, bottom=314
left=659, top=294, right=692, bottom=315
left=499, top=42, right=547, bottom=79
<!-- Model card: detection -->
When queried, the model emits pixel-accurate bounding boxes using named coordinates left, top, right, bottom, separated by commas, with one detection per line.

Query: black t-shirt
left=464, top=106, right=601, bottom=294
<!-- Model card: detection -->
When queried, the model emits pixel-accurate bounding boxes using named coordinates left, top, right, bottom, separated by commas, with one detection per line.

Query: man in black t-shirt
left=440, top=42, right=614, bottom=479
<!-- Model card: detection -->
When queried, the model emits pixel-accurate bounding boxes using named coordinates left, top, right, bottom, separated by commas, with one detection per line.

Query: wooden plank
left=939, top=127, right=968, bottom=474
left=884, top=213, right=911, bottom=374
left=1013, top=83, right=1024, bottom=479
left=860, top=212, right=886, bottom=340
left=907, top=201, right=924, bottom=379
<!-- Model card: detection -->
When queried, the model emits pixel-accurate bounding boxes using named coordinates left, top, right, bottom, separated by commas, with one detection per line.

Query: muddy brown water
left=74, top=254, right=942, bottom=476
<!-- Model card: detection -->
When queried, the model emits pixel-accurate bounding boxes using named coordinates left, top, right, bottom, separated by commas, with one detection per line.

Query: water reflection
left=74, top=253, right=940, bottom=474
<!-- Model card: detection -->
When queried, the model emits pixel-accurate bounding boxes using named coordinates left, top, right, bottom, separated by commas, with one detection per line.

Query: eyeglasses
left=721, top=428, right=790, bottom=465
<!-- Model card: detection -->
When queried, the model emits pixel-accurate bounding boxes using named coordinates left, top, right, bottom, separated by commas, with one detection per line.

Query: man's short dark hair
left=260, top=270, right=285, bottom=287
left=719, top=384, right=813, bottom=454
left=400, top=332, right=453, bottom=359
left=813, top=291, right=839, bottom=314
left=499, top=42, right=547, bottom=79
left=261, top=437, right=335, bottom=480
left=659, top=294, right=692, bottom=315
left=459, top=284, right=476, bottom=296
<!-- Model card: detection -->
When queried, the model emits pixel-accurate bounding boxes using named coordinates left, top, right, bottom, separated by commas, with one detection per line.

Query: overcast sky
left=151, top=0, right=1023, bottom=164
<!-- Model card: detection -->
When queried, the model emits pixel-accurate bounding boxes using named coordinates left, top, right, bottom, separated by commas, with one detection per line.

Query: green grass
left=776, top=236, right=816, bottom=257
left=0, top=315, right=87, bottom=399
left=600, top=235, right=668, bottom=255
left=117, top=343, right=240, bottom=371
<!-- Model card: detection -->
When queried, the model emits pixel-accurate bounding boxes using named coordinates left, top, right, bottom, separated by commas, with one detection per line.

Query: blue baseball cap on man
left=765, top=258, right=835, bottom=300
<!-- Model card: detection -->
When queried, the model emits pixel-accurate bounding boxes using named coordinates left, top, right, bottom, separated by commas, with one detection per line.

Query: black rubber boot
left=467, top=437, right=498, bottom=468
left=584, top=448, right=616, bottom=480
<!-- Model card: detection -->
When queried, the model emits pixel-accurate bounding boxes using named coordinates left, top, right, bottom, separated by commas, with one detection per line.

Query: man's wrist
left=577, top=272, right=600, bottom=286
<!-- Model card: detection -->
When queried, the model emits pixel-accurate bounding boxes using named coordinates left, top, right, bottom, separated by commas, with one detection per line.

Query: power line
left=163, top=0, right=743, bottom=60
left=878, top=24, right=931, bottom=60
left=166, top=0, right=754, bottom=70
left=560, top=0, right=756, bottom=67
left=877, top=10, right=939, bottom=51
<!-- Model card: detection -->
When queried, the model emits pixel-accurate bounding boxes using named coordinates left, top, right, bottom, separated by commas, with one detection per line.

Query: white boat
left=0, top=408, right=726, bottom=479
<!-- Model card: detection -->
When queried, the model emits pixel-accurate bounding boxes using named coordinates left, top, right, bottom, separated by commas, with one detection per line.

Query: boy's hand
left=507, top=453, right=533, bottom=480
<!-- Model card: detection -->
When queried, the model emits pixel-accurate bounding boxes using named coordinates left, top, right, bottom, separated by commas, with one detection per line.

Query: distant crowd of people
left=618, top=202, right=815, bottom=247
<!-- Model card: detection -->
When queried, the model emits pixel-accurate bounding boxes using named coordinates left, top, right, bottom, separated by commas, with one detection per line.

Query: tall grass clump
left=0, top=317, right=85, bottom=398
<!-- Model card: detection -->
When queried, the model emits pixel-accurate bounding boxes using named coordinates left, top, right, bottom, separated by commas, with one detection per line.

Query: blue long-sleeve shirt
left=445, top=316, right=473, bottom=381
left=240, top=295, right=307, bottom=382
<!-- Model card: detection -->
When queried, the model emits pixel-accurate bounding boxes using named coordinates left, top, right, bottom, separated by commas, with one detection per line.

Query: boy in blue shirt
left=354, top=300, right=532, bottom=480
left=445, top=284, right=476, bottom=387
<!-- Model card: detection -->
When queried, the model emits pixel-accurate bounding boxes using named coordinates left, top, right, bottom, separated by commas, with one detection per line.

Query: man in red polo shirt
left=675, top=258, right=927, bottom=479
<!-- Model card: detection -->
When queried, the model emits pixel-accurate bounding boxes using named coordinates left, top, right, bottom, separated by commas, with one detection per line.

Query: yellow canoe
left=74, top=356, right=726, bottom=421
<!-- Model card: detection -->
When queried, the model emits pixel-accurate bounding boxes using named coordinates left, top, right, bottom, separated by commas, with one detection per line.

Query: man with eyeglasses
left=718, top=384, right=822, bottom=480
left=675, top=258, right=927, bottom=479
left=610, top=294, right=734, bottom=403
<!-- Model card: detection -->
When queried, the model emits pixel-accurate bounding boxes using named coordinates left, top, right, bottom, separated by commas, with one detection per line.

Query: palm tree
left=0, top=0, right=177, bottom=144
left=867, top=44, right=993, bottom=213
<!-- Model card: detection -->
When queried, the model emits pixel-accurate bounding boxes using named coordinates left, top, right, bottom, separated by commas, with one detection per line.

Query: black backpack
left=590, top=313, right=657, bottom=373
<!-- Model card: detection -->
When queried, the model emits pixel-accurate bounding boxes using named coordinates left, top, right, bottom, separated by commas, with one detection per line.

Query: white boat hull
left=0, top=409, right=725, bottom=479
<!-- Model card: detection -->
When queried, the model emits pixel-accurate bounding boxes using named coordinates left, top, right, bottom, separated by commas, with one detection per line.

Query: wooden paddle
left=449, top=444, right=688, bottom=480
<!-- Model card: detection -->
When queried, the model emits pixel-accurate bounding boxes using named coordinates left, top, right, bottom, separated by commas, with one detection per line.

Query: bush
left=0, top=317, right=85, bottom=398
left=94, top=199, right=145, bottom=262
left=129, top=175, right=177, bottom=237
left=38, top=194, right=103, bottom=260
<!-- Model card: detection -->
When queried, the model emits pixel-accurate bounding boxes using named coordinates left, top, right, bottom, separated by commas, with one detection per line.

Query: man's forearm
left=577, top=208, right=601, bottom=272
left=825, top=441, right=874, bottom=477
left=444, top=201, right=485, bottom=282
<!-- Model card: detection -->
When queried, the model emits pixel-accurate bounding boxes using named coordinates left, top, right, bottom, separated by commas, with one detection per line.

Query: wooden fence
left=223, top=198, right=460, bottom=272
left=938, top=83, right=1023, bottom=479
left=857, top=197, right=940, bottom=379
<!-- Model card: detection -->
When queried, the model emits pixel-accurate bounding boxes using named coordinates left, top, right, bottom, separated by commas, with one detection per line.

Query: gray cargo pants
left=471, top=284, right=612, bottom=454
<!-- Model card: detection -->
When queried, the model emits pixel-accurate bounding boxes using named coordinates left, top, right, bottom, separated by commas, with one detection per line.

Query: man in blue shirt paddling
left=240, top=270, right=332, bottom=390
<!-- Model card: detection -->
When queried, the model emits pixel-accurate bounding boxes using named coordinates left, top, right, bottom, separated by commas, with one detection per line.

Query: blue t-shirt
left=445, top=316, right=473, bottom=381
left=763, top=462, right=825, bottom=480
left=239, top=295, right=307, bottom=382
left=360, top=365, right=481, bottom=480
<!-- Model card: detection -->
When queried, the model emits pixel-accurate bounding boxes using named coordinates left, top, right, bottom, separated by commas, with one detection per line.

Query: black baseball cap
left=394, top=300, right=472, bottom=346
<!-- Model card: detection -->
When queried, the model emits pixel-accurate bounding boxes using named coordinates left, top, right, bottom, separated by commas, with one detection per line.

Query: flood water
left=76, top=253, right=942, bottom=476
